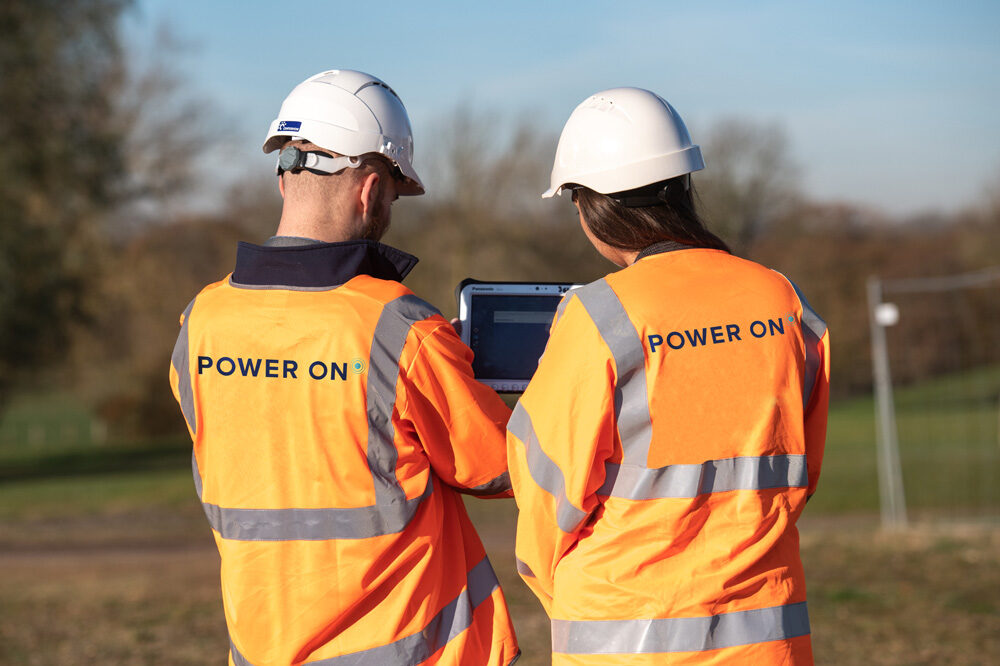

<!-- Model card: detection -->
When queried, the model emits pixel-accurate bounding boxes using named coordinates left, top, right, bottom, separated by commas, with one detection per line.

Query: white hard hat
left=263, top=69, right=425, bottom=196
left=543, top=87, right=704, bottom=199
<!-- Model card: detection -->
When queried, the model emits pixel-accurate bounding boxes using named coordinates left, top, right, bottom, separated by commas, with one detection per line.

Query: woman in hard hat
left=507, top=87, right=830, bottom=664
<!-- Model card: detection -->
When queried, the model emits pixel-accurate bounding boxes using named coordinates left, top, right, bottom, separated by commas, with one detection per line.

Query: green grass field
left=892, top=365, right=1000, bottom=515
left=2, top=480, right=998, bottom=665
left=1, top=371, right=999, bottom=664
left=0, top=393, right=103, bottom=466
left=805, top=365, right=1000, bottom=518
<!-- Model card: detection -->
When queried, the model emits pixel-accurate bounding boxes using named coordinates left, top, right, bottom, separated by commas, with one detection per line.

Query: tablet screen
left=458, top=281, right=580, bottom=392
left=468, top=294, right=560, bottom=383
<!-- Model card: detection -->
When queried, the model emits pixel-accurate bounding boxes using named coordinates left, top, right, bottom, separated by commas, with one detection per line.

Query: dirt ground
left=2, top=500, right=998, bottom=666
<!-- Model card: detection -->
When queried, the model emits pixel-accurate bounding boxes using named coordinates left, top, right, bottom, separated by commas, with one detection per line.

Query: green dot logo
left=350, top=358, right=367, bottom=375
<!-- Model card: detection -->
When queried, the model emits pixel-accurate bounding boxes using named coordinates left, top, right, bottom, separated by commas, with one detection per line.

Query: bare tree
left=106, top=24, right=224, bottom=234
left=388, top=108, right=605, bottom=316
left=696, top=118, right=799, bottom=254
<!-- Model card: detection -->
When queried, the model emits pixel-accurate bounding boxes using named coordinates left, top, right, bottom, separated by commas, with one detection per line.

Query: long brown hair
left=574, top=176, right=730, bottom=253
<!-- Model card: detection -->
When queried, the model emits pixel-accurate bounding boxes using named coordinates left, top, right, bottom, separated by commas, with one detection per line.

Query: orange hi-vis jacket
left=508, top=244, right=830, bottom=665
left=169, top=238, right=519, bottom=666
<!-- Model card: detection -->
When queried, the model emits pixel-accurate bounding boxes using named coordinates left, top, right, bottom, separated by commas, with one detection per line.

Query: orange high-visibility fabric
left=508, top=248, right=829, bottom=665
left=169, top=269, right=518, bottom=666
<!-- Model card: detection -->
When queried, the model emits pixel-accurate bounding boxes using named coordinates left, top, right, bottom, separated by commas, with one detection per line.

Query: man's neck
left=275, top=209, right=364, bottom=243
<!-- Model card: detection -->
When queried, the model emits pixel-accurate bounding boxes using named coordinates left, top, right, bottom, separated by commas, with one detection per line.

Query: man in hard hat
left=169, top=70, right=519, bottom=666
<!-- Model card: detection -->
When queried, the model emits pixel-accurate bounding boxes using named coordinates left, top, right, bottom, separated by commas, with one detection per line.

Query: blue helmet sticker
left=277, top=120, right=302, bottom=133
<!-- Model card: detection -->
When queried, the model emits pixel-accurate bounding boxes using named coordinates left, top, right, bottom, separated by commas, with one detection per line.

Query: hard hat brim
left=543, top=145, right=704, bottom=199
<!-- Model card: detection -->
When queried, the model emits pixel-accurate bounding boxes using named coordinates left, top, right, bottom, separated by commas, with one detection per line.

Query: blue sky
left=130, top=1, right=1000, bottom=216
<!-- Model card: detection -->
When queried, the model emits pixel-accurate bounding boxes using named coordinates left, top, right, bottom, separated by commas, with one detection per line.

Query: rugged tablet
left=456, top=279, right=581, bottom=392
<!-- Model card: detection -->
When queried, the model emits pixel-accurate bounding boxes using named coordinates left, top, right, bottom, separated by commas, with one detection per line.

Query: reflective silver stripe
left=538, top=292, right=574, bottom=365
left=551, top=601, right=810, bottom=654
left=171, top=298, right=197, bottom=434
left=367, top=294, right=442, bottom=509
left=574, top=280, right=652, bottom=467
left=227, top=556, right=499, bottom=666
left=230, top=639, right=252, bottom=666
left=552, top=291, right=575, bottom=326
left=785, top=278, right=827, bottom=408
left=309, top=556, right=499, bottom=665
left=191, top=450, right=203, bottom=499
left=227, top=539, right=499, bottom=665
left=515, top=557, right=536, bottom=578
left=786, top=280, right=827, bottom=340
left=508, top=402, right=590, bottom=533
left=202, top=476, right=433, bottom=541
left=598, top=454, right=808, bottom=499
left=464, top=471, right=511, bottom=496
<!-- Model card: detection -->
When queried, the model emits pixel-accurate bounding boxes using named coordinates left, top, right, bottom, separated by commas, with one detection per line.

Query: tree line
left=2, top=0, right=998, bottom=439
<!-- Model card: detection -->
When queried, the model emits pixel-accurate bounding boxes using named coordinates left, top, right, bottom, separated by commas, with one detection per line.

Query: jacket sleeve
left=804, top=325, right=830, bottom=498
left=168, top=298, right=197, bottom=440
left=506, top=295, right=616, bottom=614
left=786, top=277, right=831, bottom=500
left=398, top=322, right=513, bottom=497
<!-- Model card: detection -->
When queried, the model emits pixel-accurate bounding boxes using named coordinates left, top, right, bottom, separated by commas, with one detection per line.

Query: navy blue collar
left=636, top=240, right=698, bottom=260
left=231, top=239, right=419, bottom=288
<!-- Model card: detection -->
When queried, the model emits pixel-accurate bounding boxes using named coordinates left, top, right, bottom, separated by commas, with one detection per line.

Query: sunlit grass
left=809, top=366, right=1000, bottom=517
left=1, top=373, right=998, bottom=664
left=3, top=365, right=999, bottom=522
left=0, top=467, right=198, bottom=522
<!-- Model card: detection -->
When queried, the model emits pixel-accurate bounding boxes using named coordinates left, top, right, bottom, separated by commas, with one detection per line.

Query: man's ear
left=358, top=171, right=381, bottom=222
left=278, top=173, right=286, bottom=199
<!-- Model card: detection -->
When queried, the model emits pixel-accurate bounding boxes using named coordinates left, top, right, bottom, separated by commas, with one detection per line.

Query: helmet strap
left=276, top=145, right=364, bottom=176
left=609, top=175, right=691, bottom=207
left=610, top=182, right=670, bottom=208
